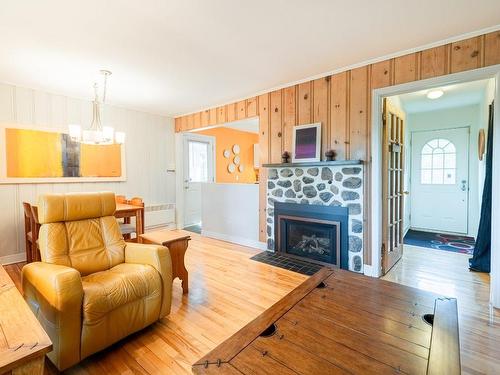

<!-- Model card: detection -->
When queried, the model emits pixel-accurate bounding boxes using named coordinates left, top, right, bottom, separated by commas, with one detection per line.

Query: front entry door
left=411, top=127, right=469, bottom=234
left=183, top=134, right=215, bottom=227
left=382, top=98, right=406, bottom=274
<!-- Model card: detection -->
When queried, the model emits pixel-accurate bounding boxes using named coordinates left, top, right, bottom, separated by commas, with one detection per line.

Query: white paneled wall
left=0, top=82, right=176, bottom=263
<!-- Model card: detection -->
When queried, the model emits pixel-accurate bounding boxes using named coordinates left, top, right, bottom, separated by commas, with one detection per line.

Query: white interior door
left=410, top=127, right=469, bottom=234
left=183, top=134, right=215, bottom=227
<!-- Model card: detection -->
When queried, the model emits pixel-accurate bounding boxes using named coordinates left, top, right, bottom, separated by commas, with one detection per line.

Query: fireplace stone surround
left=264, top=161, right=364, bottom=273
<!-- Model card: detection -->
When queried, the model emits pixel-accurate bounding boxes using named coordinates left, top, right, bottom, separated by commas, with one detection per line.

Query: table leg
left=135, top=210, right=143, bottom=236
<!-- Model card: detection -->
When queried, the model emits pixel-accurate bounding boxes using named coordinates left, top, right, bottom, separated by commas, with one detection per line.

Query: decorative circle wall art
left=238, top=165, right=245, bottom=172
left=232, top=144, right=240, bottom=154
left=223, top=149, right=231, bottom=158
left=227, top=163, right=236, bottom=173
left=234, top=155, right=241, bottom=165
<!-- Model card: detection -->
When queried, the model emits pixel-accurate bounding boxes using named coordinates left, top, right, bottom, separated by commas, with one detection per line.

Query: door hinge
left=382, top=113, right=387, bottom=124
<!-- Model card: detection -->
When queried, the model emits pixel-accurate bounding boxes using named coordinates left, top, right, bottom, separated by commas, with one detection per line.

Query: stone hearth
left=266, top=163, right=363, bottom=272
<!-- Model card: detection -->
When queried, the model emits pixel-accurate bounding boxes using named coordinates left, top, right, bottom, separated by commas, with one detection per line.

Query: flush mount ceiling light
left=68, top=70, right=125, bottom=145
left=426, top=89, right=444, bottom=99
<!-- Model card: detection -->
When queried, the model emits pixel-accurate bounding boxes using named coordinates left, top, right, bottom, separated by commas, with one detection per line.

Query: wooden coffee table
left=138, top=230, right=190, bottom=293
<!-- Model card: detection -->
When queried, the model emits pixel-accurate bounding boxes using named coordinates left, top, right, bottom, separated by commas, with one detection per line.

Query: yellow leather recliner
left=22, top=192, right=173, bottom=371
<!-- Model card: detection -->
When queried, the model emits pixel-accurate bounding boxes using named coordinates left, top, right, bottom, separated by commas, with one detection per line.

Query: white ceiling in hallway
left=397, top=79, right=493, bottom=113
left=0, top=1, right=499, bottom=117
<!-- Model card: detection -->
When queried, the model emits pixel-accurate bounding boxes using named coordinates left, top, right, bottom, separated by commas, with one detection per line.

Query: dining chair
left=30, top=205, right=41, bottom=261
left=22, top=202, right=34, bottom=263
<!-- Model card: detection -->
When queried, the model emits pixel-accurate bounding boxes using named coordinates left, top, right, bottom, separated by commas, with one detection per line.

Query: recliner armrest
left=124, top=243, right=173, bottom=317
left=22, top=262, right=83, bottom=371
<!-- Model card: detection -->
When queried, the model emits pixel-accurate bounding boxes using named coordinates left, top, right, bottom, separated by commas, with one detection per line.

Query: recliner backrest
left=37, top=192, right=126, bottom=276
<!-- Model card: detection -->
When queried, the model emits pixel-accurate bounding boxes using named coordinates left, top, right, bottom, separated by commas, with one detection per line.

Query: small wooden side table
left=138, top=230, right=190, bottom=293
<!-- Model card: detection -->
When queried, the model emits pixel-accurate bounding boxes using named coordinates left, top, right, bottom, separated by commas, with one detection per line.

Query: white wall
left=0, top=82, right=176, bottom=263
left=201, top=182, right=263, bottom=249
left=406, top=104, right=486, bottom=237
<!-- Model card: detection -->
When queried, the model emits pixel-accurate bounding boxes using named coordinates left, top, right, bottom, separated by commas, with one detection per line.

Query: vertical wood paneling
left=484, top=31, right=500, bottom=66
left=450, top=37, right=481, bottom=73
left=186, top=114, right=194, bottom=130
left=330, top=72, right=348, bottom=160
left=313, top=77, right=330, bottom=160
left=258, top=93, right=270, bottom=164
left=193, top=112, right=201, bottom=129
left=420, top=45, right=447, bottom=79
left=297, top=82, right=312, bottom=124
left=371, top=60, right=392, bottom=89
left=175, top=118, right=182, bottom=132
left=246, top=97, right=258, bottom=117
left=209, top=108, right=217, bottom=125
left=269, top=90, right=282, bottom=163
left=236, top=100, right=246, bottom=120
left=217, top=106, right=226, bottom=124
left=258, top=93, right=270, bottom=242
left=282, top=86, right=296, bottom=154
left=349, top=67, right=368, bottom=161
left=394, top=53, right=419, bottom=84
left=226, top=103, right=236, bottom=122
left=201, top=110, right=209, bottom=127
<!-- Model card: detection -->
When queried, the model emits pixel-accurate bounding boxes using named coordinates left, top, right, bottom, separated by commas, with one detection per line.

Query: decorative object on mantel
left=478, top=129, right=485, bottom=161
left=232, top=144, right=240, bottom=154
left=228, top=163, right=236, bottom=173
left=68, top=70, right=125, bottom=145
left=281, top=151, right=290, bottom=163
left=292, top=123, right=321, bottom=162
left=325, top=149, right=336, bottom=161
left=223, top=149, right=231, bottom=158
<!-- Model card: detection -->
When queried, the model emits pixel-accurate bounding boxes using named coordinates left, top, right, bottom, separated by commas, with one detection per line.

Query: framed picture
left=0, top=124, right=126, bottom=184
left=292, top=123, right=321, bottom=162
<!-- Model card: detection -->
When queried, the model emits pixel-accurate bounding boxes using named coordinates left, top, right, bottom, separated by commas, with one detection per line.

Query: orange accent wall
left=197, top=127, right=258, bottom=184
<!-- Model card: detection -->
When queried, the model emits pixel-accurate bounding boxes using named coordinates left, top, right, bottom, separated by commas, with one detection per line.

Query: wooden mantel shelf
left=262, top=160, right=363, bottom=168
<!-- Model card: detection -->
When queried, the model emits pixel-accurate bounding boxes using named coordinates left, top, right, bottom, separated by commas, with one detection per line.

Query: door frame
left=370, top=64, right=500, bottom=308
left=409, top=126, right=470, bottom=235
left=175, top=132, right=216, bottom=229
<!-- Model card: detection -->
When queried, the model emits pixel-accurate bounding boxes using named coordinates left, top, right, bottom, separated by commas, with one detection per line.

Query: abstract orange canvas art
left=3, top=127, right=123, bottom=181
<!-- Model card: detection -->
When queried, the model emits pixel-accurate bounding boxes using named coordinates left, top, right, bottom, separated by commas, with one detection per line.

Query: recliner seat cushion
left=80, top=263, right=162, bottom=358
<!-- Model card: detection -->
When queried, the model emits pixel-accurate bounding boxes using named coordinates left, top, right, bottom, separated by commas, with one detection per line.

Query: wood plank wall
left=175, top=31, right=500, bottom=266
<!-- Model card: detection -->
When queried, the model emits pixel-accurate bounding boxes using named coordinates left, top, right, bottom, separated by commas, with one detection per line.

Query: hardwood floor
left=5, top=232, right=306, bottom=374
left=4, top=237, right=500, bottom=374
left=383, top=245, right=500, bottom=375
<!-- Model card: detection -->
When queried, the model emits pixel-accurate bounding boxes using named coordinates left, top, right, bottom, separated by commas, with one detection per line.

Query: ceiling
left=223, top=118, right=259, bottom=134
left=1, top=1, right=499, bottom=117
left=397, top=79, right=493, bottom=113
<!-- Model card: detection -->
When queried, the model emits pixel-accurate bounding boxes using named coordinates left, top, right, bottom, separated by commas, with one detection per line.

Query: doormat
left=404, top=229, right=475, bottom=255
left=250, top=251, right=322, bottom=276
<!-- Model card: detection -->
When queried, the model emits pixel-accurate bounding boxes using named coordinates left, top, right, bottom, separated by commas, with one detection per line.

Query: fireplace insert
left=274, top=202, right=348, bottom=269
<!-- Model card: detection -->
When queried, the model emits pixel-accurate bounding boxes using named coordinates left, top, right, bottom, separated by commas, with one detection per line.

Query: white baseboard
left=363, top=264, right=380, bottom=278
left=201, top=230, right=267, bottom=251
left=0, top=252, right=26, bottom=265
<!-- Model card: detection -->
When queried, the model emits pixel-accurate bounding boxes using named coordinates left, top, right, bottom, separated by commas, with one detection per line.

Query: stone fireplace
left=265, top=161, right=363, bottom=272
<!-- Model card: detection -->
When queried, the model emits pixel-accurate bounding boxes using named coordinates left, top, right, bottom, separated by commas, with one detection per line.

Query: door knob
left=403, top=191, right=410, bottom=195
left=461, top=180, right=467, bottom=192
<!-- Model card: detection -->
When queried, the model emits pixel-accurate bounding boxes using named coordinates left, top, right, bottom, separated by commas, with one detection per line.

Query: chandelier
left=68, top=70, right=125, bottom=145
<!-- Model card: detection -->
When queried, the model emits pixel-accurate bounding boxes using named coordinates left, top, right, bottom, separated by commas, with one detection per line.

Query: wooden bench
left=192, top=268, right=460, bottom=374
